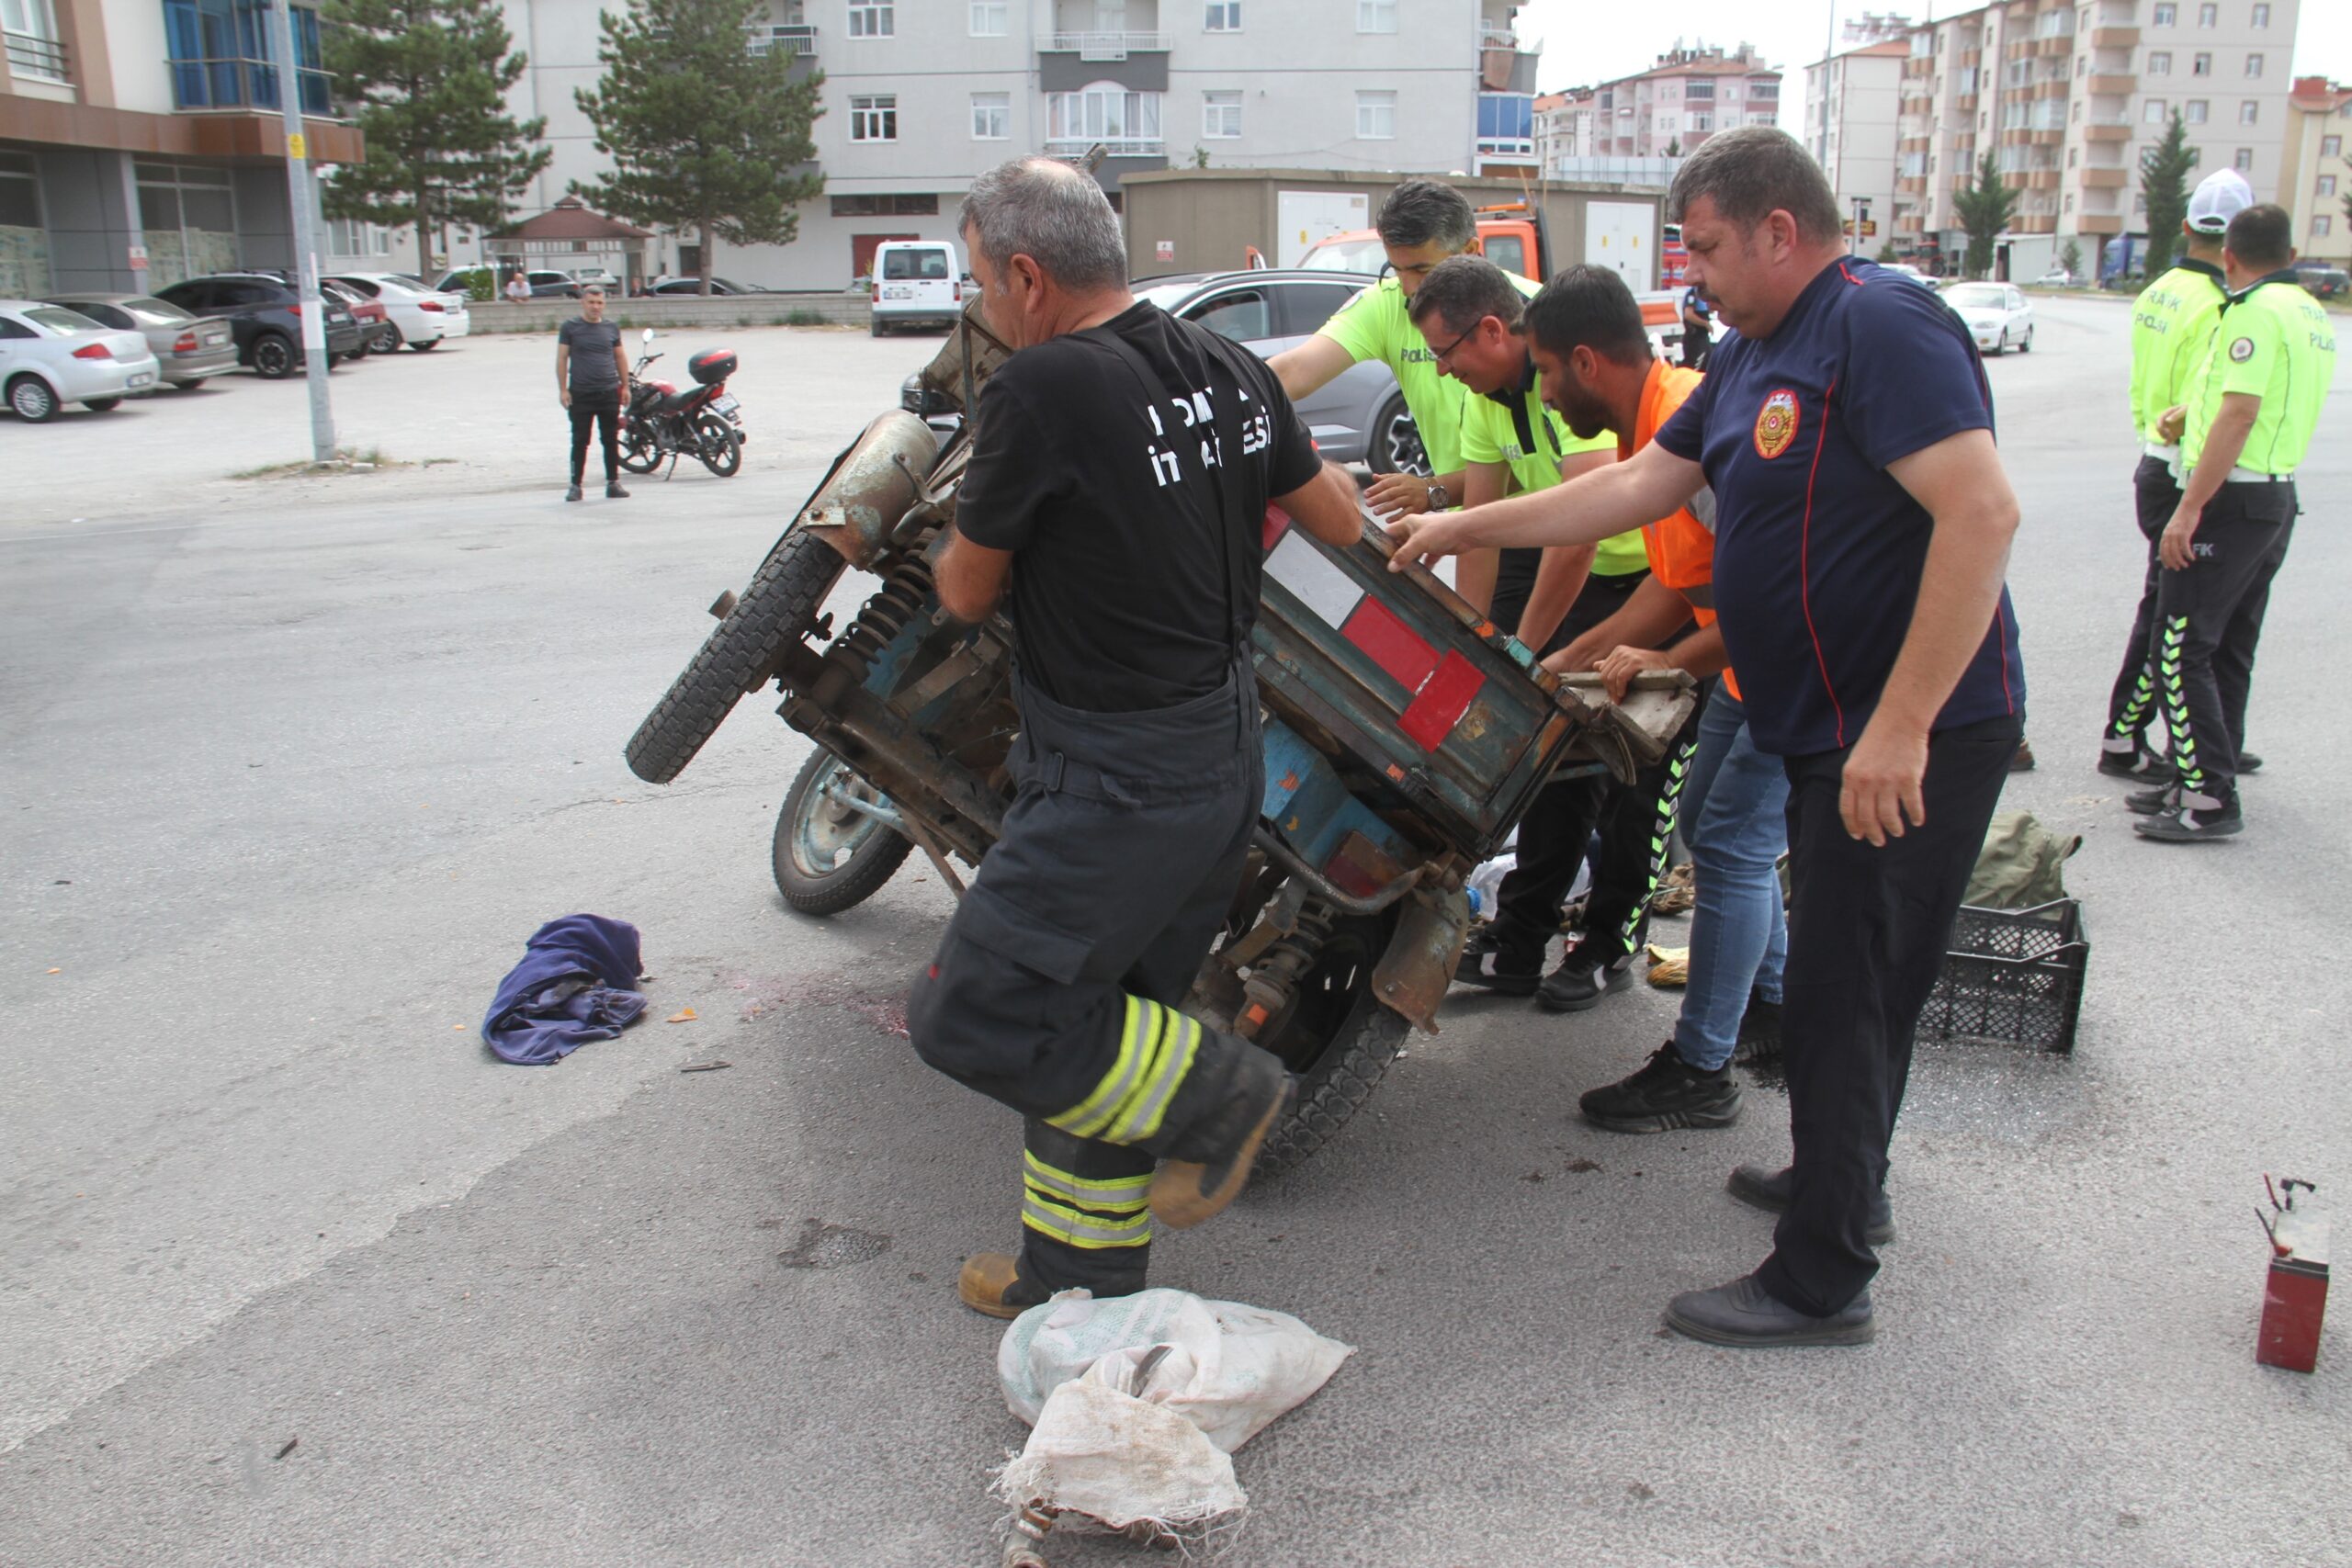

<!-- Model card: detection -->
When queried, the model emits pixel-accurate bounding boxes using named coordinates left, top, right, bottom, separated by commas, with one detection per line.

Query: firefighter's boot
left=956, top=1252, right=1052, bottom=1321
left=1147, top=1043, right=1294, bottom=1229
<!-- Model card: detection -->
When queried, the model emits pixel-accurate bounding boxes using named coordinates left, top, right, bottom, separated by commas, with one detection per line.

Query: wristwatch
left=1424, top=480, right=1449, bottom=512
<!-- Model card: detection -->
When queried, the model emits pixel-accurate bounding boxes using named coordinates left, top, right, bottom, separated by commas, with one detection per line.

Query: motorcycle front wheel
left=616, top=427, right=662, bottom=475
left=694, top=412, right=744, bottom=478
left=771, top=749, right=915, bottom=916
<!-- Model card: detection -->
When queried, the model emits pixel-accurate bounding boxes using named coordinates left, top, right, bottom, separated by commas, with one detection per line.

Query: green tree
left=573, top=0, right=826, bottom=295
left=2059, top=239, right=2083, bottom=277
left=1953, top=151, right=2021, bottom=278
left=321, top=0, right=550, bottom=270
left=1875, top=241, right=1900, bottom=262
left=2140, top=112, right=2197, bottom=278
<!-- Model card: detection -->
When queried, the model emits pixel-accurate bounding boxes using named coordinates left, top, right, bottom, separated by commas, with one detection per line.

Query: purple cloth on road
left=482, top=914, right=649, bottom=1065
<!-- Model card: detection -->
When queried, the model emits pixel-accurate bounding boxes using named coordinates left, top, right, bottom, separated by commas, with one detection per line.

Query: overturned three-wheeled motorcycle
left=626, top=307, right=1695, bottom=1176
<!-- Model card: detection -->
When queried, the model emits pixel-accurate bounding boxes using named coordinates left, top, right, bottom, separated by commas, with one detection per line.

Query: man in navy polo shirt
left=1388, top=127, right=2024, bottom=1347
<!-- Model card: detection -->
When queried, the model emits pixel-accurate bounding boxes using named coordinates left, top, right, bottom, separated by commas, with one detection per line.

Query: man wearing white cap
left=2098, top=168, right=2253, bottom=780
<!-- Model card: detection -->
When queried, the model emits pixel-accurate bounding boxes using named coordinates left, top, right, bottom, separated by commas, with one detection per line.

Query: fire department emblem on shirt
left=2228, top=336, right=2256, bottom=363
left=1753, top=389, right=1802, bottom=459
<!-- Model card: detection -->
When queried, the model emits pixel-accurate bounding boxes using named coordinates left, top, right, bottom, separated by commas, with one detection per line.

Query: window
left=2191, top=51, right=2210, bottom=74
left=2233, top=147, right=2252, bottom=171
left=1356, top=0, right=1395, bottom=33
left=971, top=91, right=1008, bottom=139
left=1204, top=2, right=1239, bottom=28
left=2, top=0, right=65, bottom=81
left=849, top=93, right=898, bottom=141
left=2196, top=2, right=2214, bottom=23
left=2245, top=53, right=2262, bottom=76
left=2321, top=175, right=2339, bottom=197
left=848, top=3, right=892, bottom=38
left=2143, top=97, right=2168, bottom=122
left=2239, top=100, right=2257, bottom=124
left=1047, top=84, right=1162, bottom=149
left=2067, top=146, right=2078, bottom=166
left=1356, top=89, right=1396, bottom=139
left=325, top=218, right=390, bottom=256
left=831, top=194, right=936, bottom=215
left=2064, top=193, right=2075, bottom=212
left=969, top=1, right=1005, bottom=33
left=1202, top=89, right=1240, bottom=138
left=1189, top=288, right=1270, bottom=342
left=1655, top=114, right=1676, bottom=134
left=2316, top=215, right=2334, bottom=237
left=2326, top=135, right=2345, bottom=158
left=2148, top=51, right=2171, bottom=73
left=2153, top=2, right=2175, bottom=22
left=164, top=0, right=330, bottom=115
left=2186, top=99, right=2207, bottom=123
left=1689, top=112, right=1712, bottom=131
left=2251, top=1, right=2268, bottom=22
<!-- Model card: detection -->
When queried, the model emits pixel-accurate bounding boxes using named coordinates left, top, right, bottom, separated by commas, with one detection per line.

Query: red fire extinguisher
left=2256, top=1176, right=2328, bottom=1374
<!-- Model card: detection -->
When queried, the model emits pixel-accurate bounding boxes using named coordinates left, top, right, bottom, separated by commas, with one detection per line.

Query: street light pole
left=268, top=0, right=336, bottom=463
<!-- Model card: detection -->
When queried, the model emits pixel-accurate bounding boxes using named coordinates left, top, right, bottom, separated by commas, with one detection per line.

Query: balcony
left=2090, top=26, right=2138, bottom=46
left=2086, top=73, right=2135, bottom=94
left=1955, top=92, right=1980, bottom=110
left=2013, top=213, right=2057, bottom=232
left=748, top=23, right=816, bottom=57
left=1899, top=175, right=1929, bottom=193
left=2076, top=213, right=2124, bottom=233
left=2035, top=35, right=2075, bottom=56
left=167, top=55, right=333, bottom=116
left=1043, top=136, right=1163, bottom=156
left=2085, top=119, right=2132, bottom=140
left=1042, top=31, right=1170, bottom=59
left=1905, top=56, right=1935, bottom=77
left=2082, top=165, right=2130, bottom=186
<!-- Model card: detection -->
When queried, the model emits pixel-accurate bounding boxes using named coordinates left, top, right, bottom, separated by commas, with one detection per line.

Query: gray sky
left=1515, top=0, right=2351, bottom=129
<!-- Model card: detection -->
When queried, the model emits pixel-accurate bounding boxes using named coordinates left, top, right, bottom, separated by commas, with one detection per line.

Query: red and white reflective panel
left=1262, top=512, right=1483, bottom=751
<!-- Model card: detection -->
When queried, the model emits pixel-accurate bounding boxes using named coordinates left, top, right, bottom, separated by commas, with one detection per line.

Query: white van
left=869, top=240, right=966, bottom=335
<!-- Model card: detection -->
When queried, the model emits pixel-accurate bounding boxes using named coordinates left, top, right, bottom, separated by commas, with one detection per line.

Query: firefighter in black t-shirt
left=909, top=159, right=1366, bottom=1318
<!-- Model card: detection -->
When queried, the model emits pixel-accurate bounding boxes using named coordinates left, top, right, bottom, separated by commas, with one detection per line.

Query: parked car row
left=3, top=270, right=470, bottom=422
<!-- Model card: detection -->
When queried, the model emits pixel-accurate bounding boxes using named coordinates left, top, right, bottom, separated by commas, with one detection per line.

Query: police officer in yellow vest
left=1408, top=255, right=1706, bottom=1010
left=2101, top=168, right=2251, bottom=781
left=2131, top=202, right=2337, bottom=841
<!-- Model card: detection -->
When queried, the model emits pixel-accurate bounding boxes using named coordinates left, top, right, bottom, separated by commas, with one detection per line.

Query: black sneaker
left=1732, top=994, right=1782, bottom=1066
left=2097, top=742, right=2168, bottom=780
left=2238, top=750, right=2265, bottom=774
left=563, top=482, right=583, bottom=502
left=605, top=480, right=630, bottom=499
left=1454, top=927, right=1542, bottom=995
left=1536, top=945, right=1635, bottom=1013
left=1578, top=1042, right=1742, bottom=1134
left=2125, top=782, right=2177, bottom=816
left=1727, top=1162, right=1895, bottom=1246
left=1665, top=1272, right=1875, bottom=1348
left=2135, top=790, right=2243, bottom=842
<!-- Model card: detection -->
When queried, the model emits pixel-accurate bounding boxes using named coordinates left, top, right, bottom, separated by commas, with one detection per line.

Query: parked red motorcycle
left=619, top=328, right=747, bottom=479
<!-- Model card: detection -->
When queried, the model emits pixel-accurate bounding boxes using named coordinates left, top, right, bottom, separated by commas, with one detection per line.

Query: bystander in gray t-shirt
left=559, top=318, right=624, bottom=394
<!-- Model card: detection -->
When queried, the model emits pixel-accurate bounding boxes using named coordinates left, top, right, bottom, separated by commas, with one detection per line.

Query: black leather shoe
left=1665, top=1272, right=1875, bottom=1347
left=1535, top=947, right=1634, bottom=1013
left=2237, top=750, right=2264, bottom=774
left=1727, top=1162, right=1895, bottom=1246
left=1579, top=1042, right=1742, bottom=1134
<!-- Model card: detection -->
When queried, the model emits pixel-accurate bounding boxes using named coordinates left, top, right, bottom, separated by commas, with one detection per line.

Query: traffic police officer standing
left=2101, top=169, right=2252, bottom=780
left=2131, top=202, right=2336, bottom=841
left=1391, top=129, right=2025, bottom=1346
left=910, top=158, right=1366, bottom=1318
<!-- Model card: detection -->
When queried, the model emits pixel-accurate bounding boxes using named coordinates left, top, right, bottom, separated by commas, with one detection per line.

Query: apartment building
left=1580, top=41, right=1782, bottom=163
left=1803, top=36, right=1909, bottom=251
left=2277, top=73, right=2348, bottom=265
left=485, top=0, right=1543, bottom=290
left=1888, top=0, right=2301, bottom=277
left=0, top=0, right=357, bottom=297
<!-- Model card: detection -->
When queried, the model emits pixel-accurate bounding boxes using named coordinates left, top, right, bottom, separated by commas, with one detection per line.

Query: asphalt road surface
left=3, top=299, right=2346, bottom=1567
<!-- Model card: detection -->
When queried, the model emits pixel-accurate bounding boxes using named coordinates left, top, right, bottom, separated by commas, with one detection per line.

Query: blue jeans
left=1671, top=691, right=1789, bottom=1071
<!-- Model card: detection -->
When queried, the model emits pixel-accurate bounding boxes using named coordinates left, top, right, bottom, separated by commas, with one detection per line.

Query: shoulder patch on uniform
left=2228, top=336, right=2256, bottom=363
left=1753, top=389, right=1802, bottom=459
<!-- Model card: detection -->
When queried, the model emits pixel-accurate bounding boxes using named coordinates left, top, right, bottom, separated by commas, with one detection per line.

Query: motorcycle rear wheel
left=1247, top=908, right=1412, bottom=1180
left=695, top=412, right=744, bottom=478
left=624, top=527, right=845, bottom=784
left=771, top=749, right=915, bottom=915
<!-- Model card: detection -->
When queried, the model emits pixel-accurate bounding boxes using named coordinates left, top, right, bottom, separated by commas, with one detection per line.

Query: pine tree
left=2140, top=113, right=2197, bottom=278
left=321, top=0, right=550, bottom=269
left=1953, top=151, right=2020, bottom=279
left=572, top=0, right=826, bottom=295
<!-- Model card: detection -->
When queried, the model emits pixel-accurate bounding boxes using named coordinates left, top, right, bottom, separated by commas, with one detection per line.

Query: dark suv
left=2299, top=266, right=2349, bottom=301
left=153, top=274, right=367, bottom=379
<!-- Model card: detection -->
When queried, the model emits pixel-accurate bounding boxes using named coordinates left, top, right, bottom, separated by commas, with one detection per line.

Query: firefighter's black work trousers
left=2150, top=479, right=2295, bottom=802
left=907, top=657, right=1270, bottom=1296
left=1758, top=716, right=2018, bottom=1318
left=2104, top=454, right=2181, bottom=746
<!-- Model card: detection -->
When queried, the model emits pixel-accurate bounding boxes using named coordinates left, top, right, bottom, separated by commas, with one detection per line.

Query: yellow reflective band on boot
left=1021, top=1156, right=1152, bottom=1249
left=1046, top=997, right=1204, bottom=1145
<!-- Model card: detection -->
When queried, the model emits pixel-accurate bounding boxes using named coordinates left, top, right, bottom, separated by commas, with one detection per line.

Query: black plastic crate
left=1919, top=898, right=2088, bottom=1053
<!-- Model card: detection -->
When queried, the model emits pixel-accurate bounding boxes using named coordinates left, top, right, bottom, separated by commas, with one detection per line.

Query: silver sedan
left=43, top=292, right=239, bottom=389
